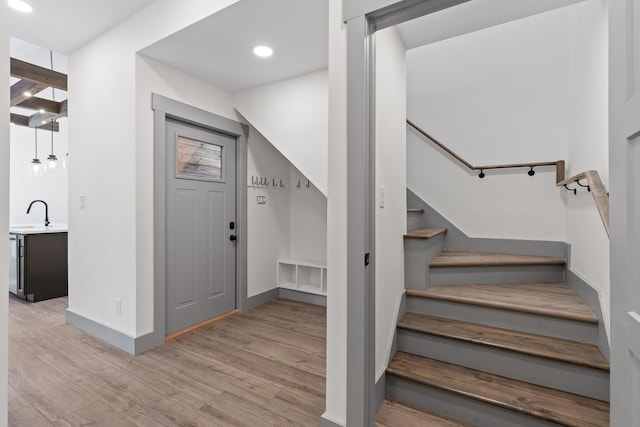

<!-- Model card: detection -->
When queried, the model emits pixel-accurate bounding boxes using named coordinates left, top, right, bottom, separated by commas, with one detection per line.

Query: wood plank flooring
left=430, top=250, right=566, bottom=267
left=8, top=295, right=326, bottom=427
left=408, top=282, right=599, bottom=323
left=398, top=312, right=609, bottom=370
left=388, top=352, right=610, bottom=427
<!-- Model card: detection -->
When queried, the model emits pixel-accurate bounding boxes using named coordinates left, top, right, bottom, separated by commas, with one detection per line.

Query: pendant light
left=44, top=50, right=59, bottom=173
left=46, top=119, right=58, bottom=171
left=29, top=127, right=43, bottom=176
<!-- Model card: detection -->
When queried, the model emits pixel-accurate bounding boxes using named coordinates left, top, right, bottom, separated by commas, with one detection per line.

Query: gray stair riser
left=397, top=329, right=609, bottom=401
left=407, top=212, right=423, bottom=231
left=407, top=296, right=598, bottom=344
left=404, top=235, right=445, bottom=290
left=386, top=375, right=560, bottom=427
left=429, top=265, right=565, bottom=285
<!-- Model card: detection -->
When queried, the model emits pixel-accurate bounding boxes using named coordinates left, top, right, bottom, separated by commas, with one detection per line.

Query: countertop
left=9, top=223, right=68, bottom=235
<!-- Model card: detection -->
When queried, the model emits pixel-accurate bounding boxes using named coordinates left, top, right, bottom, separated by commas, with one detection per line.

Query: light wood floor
left=8, top=296, right=326, bottom=426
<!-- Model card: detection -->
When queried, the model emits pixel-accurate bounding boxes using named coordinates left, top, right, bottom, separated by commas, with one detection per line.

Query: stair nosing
left=377, top=398, right=473, bottom=427
left=398, top=312, right=609, bottom=371
left=387, top=352, right=609, bottom=427
left=407, top=286, right=599, bottom=324
left=430, top=250, right=566, bottom=268
left=404, top=227, right=447, bottom=240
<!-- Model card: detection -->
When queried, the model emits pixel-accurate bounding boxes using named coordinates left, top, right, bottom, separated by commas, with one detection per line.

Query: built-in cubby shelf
left=277, top=259, right=327, bottom=295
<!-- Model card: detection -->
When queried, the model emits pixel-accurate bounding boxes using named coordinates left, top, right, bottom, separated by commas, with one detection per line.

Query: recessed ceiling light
left=8, top=0, right=33, bottom=13
left=39, top=109, right=45, bottom=113
left=253, top=45, right=273, bottom=58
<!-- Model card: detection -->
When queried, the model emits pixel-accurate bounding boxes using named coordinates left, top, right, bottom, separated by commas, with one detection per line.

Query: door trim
left=342, top=1, right=474, bottom=424
left=148, top=93, right=248, bottom=351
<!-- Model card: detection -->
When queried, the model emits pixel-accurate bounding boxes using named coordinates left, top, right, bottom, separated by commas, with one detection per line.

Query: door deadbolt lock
left=229, top=235, right=237, bottom=242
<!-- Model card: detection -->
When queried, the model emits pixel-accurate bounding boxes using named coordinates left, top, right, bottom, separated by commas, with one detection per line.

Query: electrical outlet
left=379, top=186, right=385, bottom=208
left=115, top=298, right=122, bottom=315
left=80, top=195, right=86, bottom=209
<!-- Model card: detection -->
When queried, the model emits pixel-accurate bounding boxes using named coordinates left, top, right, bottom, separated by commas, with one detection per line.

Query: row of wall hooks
left=249, top=175, right=311, bottom=190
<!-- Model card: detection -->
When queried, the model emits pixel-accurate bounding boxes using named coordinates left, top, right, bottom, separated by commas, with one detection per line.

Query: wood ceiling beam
left=10, top=80, right=48, bottom=106
left=10, top=113, right=60, bottom=132
left=16, top=97, right=63, bottom=114
left=29, top=112, right=61, bottom=128
left=10, top=57, right=67, bottom=91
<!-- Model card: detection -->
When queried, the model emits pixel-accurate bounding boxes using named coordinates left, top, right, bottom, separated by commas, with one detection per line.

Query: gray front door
left=165, top=119, right=236, bottom=335
left=610, top=0, right=640, bottom=424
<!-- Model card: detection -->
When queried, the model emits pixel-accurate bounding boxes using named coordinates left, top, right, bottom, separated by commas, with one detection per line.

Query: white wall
left=289, top=164, right=327, bottom=263
left=68, top=0, right=240, bottom=339
left=234, top=70, right=329, bottom=196
left=375, top=27, right=407, bottom=380
left=324, top=0, right=348, bottom=423
left=565, top=0, right=610, bottom=334
left=246, top=127, right=291, bottom=297
left=9, top=40, right=68, bottom=225
left=406, top=8, right=570, bottom=241
left=1, top=5, right=10, bottom=426
left=246, top=128, right=327, bottom=298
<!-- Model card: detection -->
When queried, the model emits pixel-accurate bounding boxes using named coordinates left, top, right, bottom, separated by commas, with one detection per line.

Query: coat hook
left=280, top=179, right=284, bottom=188
left=306, top=179, right=310, bottom=188
left=564, top=184, right=577, bottom=195
left=528, top=166, right=535, bottom=176
left=576, top=180, right=590, bottom=192
left=273, top=178, right=276, bottom=187
left=478, top=169, right=485, bottom=179
left=296, top=180, right=301, bottom=188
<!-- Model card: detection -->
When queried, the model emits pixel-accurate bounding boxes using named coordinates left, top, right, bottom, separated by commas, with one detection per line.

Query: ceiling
left=140, top=0, right=329, bottom=93
left=8, top=0, right=586, bottom=94
left=8, top=0, right=155, bottom=54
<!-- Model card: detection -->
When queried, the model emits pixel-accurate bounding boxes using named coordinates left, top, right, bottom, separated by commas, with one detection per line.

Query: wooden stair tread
left=387, top=352, right=610, bottom=427
left=404, top=227, right=447, bottom=239
left=376, top=399, right=472, bottom=427
left=407, top=208, right=425, bottom=214
left=398, top=312, right=609, bottom=371
left=430, top=249, right=566, bottom=267
left=407, top=283, right=599, bottom=324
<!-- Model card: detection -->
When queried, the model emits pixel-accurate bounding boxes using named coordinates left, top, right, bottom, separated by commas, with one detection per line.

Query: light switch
left=379, top=186, right=385, bottom=208
left=80, top=195, right=86, bottom=209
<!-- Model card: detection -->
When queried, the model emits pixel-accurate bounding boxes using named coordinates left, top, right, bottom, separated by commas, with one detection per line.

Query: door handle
left=229, top=235, right=237, bottom=242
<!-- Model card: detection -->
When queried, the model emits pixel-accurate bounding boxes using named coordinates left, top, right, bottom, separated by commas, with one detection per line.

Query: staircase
left=377, top=208, right=610, bottom=426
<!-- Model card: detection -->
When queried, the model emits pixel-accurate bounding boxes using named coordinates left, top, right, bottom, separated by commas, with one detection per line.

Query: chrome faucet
left=26, top=200, right=50, bottom=227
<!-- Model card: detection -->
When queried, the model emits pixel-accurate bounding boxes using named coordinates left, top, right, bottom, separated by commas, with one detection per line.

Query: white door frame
left=144, top=93, right=248, bottom=353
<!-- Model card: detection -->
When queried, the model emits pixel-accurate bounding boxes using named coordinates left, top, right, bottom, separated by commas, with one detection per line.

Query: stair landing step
left=404, top=227, right=447, bottom=239
left=398, top=312, right=609, bottom=371
left=407, top=283, right=598, bottom=324
left=376, top=399, right=472, bottom=427
left=430, top=250, right=566, bottom=267
left=388, top=352, right=609, bottom=427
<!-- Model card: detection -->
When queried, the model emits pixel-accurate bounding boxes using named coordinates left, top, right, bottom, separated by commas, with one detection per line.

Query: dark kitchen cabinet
left=11, top=232, right=68, bottom=302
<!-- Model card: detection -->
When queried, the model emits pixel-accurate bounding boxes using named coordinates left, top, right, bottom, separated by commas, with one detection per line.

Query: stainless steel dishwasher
left=9, top=235, right=17, bottom=295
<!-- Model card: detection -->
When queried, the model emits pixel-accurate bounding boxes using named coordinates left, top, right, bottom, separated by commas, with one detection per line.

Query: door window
left=176, top=135, right=223, bottom=181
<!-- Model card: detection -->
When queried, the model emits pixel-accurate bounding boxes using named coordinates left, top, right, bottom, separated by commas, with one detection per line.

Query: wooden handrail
left=407, top=120, right=566, bottom=183
left=557, top=170, right=610, bottom=238
left=408, top=119, right=610, bottom=238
